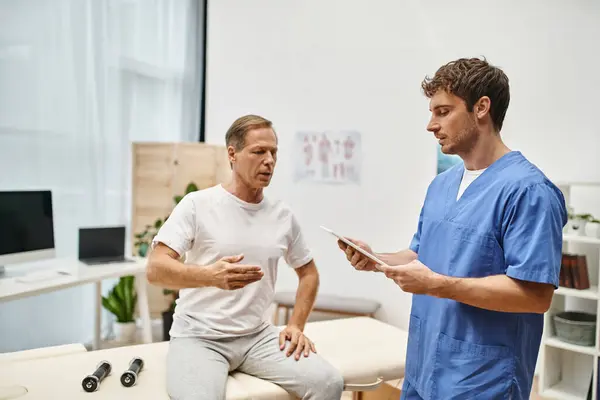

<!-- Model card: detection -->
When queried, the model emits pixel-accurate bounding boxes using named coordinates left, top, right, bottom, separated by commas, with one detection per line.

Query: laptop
left=78, top=226, right=133, bottom=265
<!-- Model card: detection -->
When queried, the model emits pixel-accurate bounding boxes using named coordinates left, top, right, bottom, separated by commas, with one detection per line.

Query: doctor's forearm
left=430, top=274, right=552, bottom=314
left=376, top=249, right=418, bottom=267
left=288, top=273, right=319, bottom=330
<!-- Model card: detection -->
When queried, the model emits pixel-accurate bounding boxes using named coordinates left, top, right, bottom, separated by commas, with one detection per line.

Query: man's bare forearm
left=288, top=271, right=319, bottom=331
left=146, top=252, right=213, bottom=290
left=430, top=274, right=553, bottom=314
left=376, top=249, right=418, bottom=267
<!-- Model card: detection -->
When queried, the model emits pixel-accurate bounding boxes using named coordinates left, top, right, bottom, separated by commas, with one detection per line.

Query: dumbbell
left=82, top=360, right=112, bottom=392
left=120, top=357, right=144, bottom=387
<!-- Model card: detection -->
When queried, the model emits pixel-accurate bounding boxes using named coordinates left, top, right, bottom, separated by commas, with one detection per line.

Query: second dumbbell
left=120, top=357, right=144, bottom=387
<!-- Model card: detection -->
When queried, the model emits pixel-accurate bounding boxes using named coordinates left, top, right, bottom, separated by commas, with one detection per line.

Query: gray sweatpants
left=166, top=324, right=344, bottom=400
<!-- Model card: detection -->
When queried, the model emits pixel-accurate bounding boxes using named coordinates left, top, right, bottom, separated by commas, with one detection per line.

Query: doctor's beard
left=441, top=115, right=478, bottom=156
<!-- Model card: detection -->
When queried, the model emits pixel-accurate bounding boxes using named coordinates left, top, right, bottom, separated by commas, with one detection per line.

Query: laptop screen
left=78, top=226, right=125, bottom=260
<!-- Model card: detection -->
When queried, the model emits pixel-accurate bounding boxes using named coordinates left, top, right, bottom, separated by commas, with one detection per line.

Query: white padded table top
left=0, top=317, right=407, bottom=399
left=0, top=343, right=87, bottom=363
left=0, top=343, right=248, bottom=400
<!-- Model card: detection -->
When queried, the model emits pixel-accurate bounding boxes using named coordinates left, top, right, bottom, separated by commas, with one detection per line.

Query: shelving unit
left=538, top=181, right=600, bottom=400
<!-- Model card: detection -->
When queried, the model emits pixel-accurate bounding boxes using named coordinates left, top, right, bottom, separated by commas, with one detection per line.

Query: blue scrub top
left=405, top=151, right=567, bottom=399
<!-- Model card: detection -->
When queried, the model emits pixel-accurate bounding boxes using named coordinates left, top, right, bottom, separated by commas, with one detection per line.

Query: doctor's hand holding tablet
left=321, top=226, right=442, bottom=295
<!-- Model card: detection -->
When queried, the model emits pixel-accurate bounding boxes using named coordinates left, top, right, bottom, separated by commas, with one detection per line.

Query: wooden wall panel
left=173, top=143, right=220, bottom=192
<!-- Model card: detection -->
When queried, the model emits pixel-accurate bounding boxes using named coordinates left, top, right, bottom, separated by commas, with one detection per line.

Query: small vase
left=586, top=222, right=600, bottom=239
left=114, top=321, right=137, bottom=343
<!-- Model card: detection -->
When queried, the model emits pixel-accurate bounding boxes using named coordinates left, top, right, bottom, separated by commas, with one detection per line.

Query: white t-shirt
left=152, top=184, right=313, bottom=339
left=456, top=167, right=486, bottom=200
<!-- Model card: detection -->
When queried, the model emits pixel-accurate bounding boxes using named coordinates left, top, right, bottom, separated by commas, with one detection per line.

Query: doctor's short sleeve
left=502, top=183, right=567, bottom=288
left=152, top=194, right=197, bottom=257
left=284, top=213, right=313, bottom=269
left=409, top=205, right=425, bottom=254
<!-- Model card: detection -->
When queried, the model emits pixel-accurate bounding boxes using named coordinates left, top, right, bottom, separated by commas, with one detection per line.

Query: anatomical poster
left=292, top=131, right=361, bottom=184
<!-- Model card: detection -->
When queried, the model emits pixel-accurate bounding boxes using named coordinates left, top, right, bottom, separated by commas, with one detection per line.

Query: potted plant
left=102, top=276, right=137, bottom=343
left=569, top=212, right=593, bottom=236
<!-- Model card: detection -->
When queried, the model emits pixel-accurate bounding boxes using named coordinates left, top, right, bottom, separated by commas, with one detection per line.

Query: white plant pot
left=114, top=321, right=137, bottom=343
left=586, top=222, right=600, bottom=239
left=569, top=218, right=588, bottom=236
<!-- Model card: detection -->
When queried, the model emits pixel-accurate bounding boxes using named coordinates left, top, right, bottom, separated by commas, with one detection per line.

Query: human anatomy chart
left=292, top=131, right=361, bottom=184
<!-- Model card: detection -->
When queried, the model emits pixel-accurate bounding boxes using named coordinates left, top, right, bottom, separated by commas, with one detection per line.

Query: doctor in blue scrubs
left=338, top=57, right=567, bottom=399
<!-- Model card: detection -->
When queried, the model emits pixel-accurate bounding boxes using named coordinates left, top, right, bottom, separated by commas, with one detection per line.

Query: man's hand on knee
left=279, top=324, right=317, bottom=360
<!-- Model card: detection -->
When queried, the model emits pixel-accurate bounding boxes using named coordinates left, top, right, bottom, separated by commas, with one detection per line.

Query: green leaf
left=138, top=242, right=149, bottom=257
left=100, top=277, right=137, bottom=323
left=122, top=276, right=135, bottom=322
left=114, top=280, right=125, bottom=303
left=154, top=219, right=163, bottom=229
left=186, top=182, right=198, bottom=194
left=101, top=296, right=120, bottom=319
left=174, top=195, right=183, bottom=204
left=103, top=294, right=125, bottom=322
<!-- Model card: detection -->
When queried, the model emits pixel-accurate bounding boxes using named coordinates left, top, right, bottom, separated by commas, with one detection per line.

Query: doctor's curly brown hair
left=421, top=57, right=510, bottom=132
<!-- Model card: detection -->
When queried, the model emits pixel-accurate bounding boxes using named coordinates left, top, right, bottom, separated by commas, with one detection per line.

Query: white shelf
left=540, top=380, right=590, bottom=400
left=544, top=336, right=597, bottom=356
left=541, top=184, right=600, bottom=400
left=563, top=234, right=600, bottom=246
left=555, top=285, right=599, bottom=300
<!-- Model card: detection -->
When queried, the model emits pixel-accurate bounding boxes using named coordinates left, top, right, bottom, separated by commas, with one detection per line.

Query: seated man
left=147, top=114, right=344, bottom=400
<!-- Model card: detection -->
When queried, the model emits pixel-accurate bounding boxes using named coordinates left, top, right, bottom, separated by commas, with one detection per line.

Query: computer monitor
left=0, top=190, right=56, bottom=276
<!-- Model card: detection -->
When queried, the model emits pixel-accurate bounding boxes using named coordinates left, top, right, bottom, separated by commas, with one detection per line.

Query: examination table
left=0, top=317, right=408, bottom=399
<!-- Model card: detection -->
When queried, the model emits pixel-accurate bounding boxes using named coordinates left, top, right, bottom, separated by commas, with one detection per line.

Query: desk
left=0, top=257, right=152, bottom=350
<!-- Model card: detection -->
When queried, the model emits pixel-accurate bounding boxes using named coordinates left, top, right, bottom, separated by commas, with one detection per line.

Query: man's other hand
left=279, top=324, right=316, bottom=360
left=337, top=238, right=378, bottom=271
left=208, top=254, right=264, bottom=290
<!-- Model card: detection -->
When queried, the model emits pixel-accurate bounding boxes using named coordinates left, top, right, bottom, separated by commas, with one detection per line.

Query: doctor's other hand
left=380, top=259, right=440, bottom=295
left=208, top=254, right=264, bottom=290
left=337, top=238, right=378, bottom=272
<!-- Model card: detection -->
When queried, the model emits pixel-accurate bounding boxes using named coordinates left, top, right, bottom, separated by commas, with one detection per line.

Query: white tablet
left=320, top=225, right=388, bottom=270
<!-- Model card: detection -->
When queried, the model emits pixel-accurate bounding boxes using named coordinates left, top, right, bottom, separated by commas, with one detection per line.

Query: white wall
left=204, top=0, right=600, bottom=330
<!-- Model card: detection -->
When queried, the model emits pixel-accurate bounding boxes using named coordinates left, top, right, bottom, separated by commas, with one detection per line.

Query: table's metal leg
left=345, top=377, right=383, bottom=399
left=93, top=281, right=102, bottom=350
left=135, top=274, right=153, bottom=343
